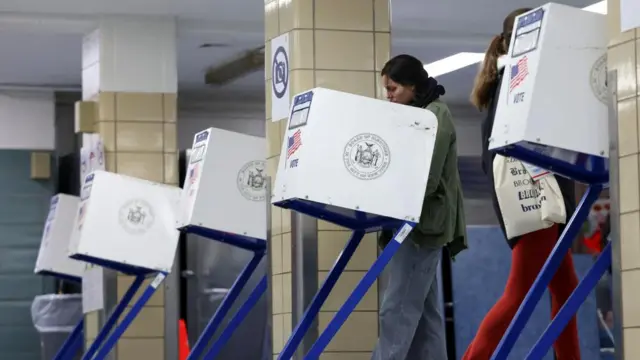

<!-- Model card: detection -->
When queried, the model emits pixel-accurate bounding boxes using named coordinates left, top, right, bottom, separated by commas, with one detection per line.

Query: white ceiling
left=0, top=0, right=595, bottom=103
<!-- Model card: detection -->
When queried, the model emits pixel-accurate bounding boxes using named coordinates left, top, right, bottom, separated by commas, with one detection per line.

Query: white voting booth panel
left=34, top=194, right=85, bottom=278
left=68, top=170, right=181, bottom=273
left=177, top=128, right=267, bottom=240
left=489, top=4, right=608, bottom=163
left=272, top=87, right=438, bottom=222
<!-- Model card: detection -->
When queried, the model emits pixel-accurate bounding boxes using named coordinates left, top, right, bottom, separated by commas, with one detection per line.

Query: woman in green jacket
left=373, top=54, right=467, bottom=360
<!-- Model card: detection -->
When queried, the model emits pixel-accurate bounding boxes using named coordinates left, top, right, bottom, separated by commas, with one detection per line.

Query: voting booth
left=69, top=170, right=181, bottom=360
left=485, top=4, right=612, bottom=359
left=273, top=88, right=439, bottom=359
left=35, top=194, right=85, bottom=281
left=176, top=128, right=269, bottom=360
left=489, top=3, right=608, bottom=184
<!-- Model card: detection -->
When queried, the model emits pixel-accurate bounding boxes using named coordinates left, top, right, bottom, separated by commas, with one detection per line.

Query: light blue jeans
left=372, top=238, right=447, bottom=360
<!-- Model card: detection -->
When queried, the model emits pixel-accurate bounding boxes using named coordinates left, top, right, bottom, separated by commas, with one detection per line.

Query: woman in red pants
left=463, top=8, right=581, bottom=360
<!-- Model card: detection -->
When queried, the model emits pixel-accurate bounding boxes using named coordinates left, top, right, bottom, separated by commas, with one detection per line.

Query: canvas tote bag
left=493, top=155, right=567, bottom=239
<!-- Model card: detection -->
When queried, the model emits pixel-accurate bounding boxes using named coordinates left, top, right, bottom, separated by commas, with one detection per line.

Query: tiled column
left=607, top=0, right=640, bottom=358
left=265, top=0, right=390, bottom=357
left=80, top=17, right=178, bottom=360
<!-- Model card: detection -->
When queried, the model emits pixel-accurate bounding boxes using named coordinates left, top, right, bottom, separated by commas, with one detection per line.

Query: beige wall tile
left=374, top=0, right=390, bottom=32
left=116, top=122, right=163, bottom=152
left=164, top=153, right=179, bottom=185
left=265, top=41, right=272, bottom=82
left=282, top=209, right=292, bottom=233
left=622, top=269, right=640, bottom=327
left=267, top=120, right=282, bottom=158
left=289, top=70, right=315, bottom=98
left=116, top=93, right=164, bottom=122
left=272, top=234, right=283, bottom=275
left=319, top=271, right=378, bottom=311
left=96, top=121, right=116, bottom=152
left=116, top=152, right=164, bottom=182
left=618, top=97, right=639, bottom=156
left=279, top=0, right=313, bottom=33
left=290, top=30, right=314, bottom=70
left=607, top=0, right=636, bottom=46
left=624, top=328, right=640, bottom=359
left=375, top=71, right=385, bottom=100
left=318, top=311, right=378, bottom=352
left=318, top=232, right=377, bottom=271
left=375, top=33, right=391, bottom=72
left=315, top=31, right=374, bottom=71
left=283, top=312, right=292, bottom=343
left=272, top=274, right=283, bottom=314
left=282, top=272, right=292, bottom=313
left=318, top=220, right=348, bottom=231
left=105, top=152, right=117, bottom=172
left=266, top=79, right=272, bottom=120
left=315, top=70, right=376, bottom=97
left=608, top=41, right=638, bottom=100
left=163, top=93, right=177, bottom=123
left=315, top=0, right=373, bottom=31
left=163, top=123, right=177, bottom=153
left=619, top=154, right=640, bottom=213
left=118, top=338, right=164, bottom=360
left=636, top=39, right=640, bottom=96
left=265, top=1, right=280, bottom=41
left=120, top=306, right=164, bottom=338
left=621, top=211, right=640, bottom=270
left=282, top=232, right=292, bottom=272
left=85, top=311, right=100, bottom=339
left=99, top=92, right=116, bottom=121
left=272, top=205, right=283, bottom=235
left=320, top=353, right=372, bottom=360
left=117, top=275, right=164, bottom=306
left=272, top=313, right=284, bottom=353
left=267, top=155, right=279, bottom=179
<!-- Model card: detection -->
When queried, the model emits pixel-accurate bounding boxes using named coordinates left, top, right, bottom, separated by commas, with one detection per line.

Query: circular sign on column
left=272, top=46, right=289, bottom=99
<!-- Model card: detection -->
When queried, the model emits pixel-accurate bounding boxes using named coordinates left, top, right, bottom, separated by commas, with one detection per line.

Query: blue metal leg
left=491, top=184, right=603, bottom=360
left=53, top=318, right=84, bottom=360
left=304, top=222, right=415, bottom=359
left=526, top=243, right=613, bottom=360
left=278, top=229, right=366, bottom=360
left=92, top=272, right=167, bottom=360
left=188, top=250, right=266, bottom=360
left=203, top=275, right=268, bottom=360
left=82, top=274, right=145, bottom=360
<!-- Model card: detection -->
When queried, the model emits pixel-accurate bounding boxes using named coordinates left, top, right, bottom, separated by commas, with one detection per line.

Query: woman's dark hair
left=381, top=54, right=445, bottom=107
left=470, top=8, right=532, bottom=110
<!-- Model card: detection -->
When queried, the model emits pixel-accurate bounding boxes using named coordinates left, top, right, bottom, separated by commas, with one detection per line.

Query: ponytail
left=470, top=35, right=506, bottom=111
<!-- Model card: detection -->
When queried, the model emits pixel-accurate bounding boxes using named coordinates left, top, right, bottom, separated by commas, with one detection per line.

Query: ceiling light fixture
left=423, top=1, right=606, bottom=77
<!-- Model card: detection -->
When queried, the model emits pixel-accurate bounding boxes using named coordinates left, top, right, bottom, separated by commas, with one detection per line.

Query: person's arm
left=425, top=106, right=452, bottom=197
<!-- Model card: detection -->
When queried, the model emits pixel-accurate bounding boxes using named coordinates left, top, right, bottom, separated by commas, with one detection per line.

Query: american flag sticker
left=287, top=129, right=302, bottom=159
left=510, top=56, right=529, bottom=91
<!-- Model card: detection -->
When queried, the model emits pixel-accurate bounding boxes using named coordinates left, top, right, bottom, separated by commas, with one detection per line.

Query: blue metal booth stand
left=272, top=198, right=411, bottom=359
left=178, top=225, right=268, bottom=360
left=487, top=145, right=610, bottom=359
left=70, top=255, right=168, bottom=360
left=36, top=271, right=84, bottom=360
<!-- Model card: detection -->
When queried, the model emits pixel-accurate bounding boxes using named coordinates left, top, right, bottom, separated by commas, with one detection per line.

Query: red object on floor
left=179, top=319, right=190, bottom=360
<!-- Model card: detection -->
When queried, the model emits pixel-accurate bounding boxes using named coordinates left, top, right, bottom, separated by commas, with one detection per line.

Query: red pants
left=462, top=225, right=581, bottom=360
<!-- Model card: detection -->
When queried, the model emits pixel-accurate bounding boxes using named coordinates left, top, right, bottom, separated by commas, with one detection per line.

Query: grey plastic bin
left=31, top=294, right=83, bottom=360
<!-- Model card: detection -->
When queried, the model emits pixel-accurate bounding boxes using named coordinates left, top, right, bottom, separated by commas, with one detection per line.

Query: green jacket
left=380, top=100, right=468, bottom=258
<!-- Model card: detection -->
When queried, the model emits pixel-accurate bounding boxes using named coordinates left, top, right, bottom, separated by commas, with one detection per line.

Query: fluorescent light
left=424, top=1, right=606, bottom=77
left=424, top=52, right=486, bottom=77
